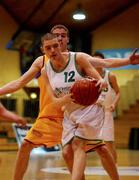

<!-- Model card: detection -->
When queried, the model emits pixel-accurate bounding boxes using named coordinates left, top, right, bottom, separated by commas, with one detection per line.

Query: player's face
left=52, top=28, right=69, bottom=52
left=42, top=38, right=61, bottom=60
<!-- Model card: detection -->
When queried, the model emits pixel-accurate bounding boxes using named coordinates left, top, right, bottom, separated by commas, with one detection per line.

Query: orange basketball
left=70, top=78, right=100, bottom=106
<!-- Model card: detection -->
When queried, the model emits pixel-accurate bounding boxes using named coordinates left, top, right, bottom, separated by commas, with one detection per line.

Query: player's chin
left=51, top=55, right=57, bottom=59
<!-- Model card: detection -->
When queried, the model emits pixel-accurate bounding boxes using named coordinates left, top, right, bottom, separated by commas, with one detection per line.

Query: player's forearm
left=90, top=57, right=130, bottom=68
left=0, top=62, right=40, bottom=96
left=88, top=71, right=102, bottom=81
left=54, top=94, right=72, bottom=106
left=113, top=93, right=120, bottom=107
left=104, top=58, right=130, bottom=68
left=0, top=110, right=18, bottom=122
left=0, top=80, right=24, bottom=95
left=86, top=64, right=103, bottom=81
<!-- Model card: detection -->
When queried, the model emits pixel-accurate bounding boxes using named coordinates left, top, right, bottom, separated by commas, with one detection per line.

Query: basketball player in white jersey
left=51, top=25, right=119, bottom=180
left=93, top=51, right=120, bottom=164
left=41, top=33, right=119, bottom=180
left=41, top=32, right=139, bottom=179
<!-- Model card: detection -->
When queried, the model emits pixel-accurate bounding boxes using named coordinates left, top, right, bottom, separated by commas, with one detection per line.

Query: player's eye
left=53, top=44, right=59, bottom=48
left=45, top=46, right=51, bottom=50
left=61, top=34, right=66, bottom=38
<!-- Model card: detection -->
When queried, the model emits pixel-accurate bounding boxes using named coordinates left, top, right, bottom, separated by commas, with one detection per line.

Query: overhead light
left=5, top=93, right=12, bottom=97
left=73, top=12, right=86, bottom=20
left=72, top=4, right=86, bottom=21
left=30, top=92, right=37, bottom=99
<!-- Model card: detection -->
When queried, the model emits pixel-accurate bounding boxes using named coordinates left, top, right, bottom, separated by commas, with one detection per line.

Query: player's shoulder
left=34, top=55, right=44, bottom=62
left=76, top=52, right=87, bottom=57
left=108, top=71, right=116, bottom=78
left=33, top=55, right=45, bottom=67
left=76, top=52, right=90, bottom=63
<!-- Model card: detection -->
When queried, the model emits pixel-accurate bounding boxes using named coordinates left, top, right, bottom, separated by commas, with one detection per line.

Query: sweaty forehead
left=43, top=38, right=58, bottom=46
left=52, top=28, right=67, bottom=35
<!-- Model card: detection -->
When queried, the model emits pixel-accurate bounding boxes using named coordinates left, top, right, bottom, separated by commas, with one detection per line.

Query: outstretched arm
left=0, top=56, right=43, bottom=95
left=90, top=49, right=139, bottom=68
left=0, top=103, right=26, bottom=126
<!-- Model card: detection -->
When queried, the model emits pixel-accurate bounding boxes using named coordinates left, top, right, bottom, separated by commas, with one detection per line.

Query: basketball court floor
left=0, top=148, right=139, bottom=180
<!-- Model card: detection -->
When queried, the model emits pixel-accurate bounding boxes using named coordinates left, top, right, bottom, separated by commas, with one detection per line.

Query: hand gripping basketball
left=70, top=78, right=100, bottom=106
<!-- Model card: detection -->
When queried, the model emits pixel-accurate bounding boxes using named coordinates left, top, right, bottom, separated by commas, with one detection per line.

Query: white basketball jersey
left=45, top=52, right=83, bottom=97
left=97, top=70, right=115, bottom=107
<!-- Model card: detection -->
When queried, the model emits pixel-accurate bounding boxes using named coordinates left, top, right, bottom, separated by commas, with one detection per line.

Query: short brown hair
left=41, top=33, right=57, bottom=45
left=93, top=51, right=105, bottom=59
left=50, top=24, right=69, bottom=37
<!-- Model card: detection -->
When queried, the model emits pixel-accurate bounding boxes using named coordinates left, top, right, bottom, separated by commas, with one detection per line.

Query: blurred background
left=0, top=0, right=139, bottom=153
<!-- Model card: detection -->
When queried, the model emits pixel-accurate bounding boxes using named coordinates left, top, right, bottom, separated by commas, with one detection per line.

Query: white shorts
left=62, top=104, right=105, bottom=146
left=101, top=111, right=114, bottom=141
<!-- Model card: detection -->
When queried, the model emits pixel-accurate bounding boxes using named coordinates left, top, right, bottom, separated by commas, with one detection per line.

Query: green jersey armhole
left=74, top=53, right=84, bottom=77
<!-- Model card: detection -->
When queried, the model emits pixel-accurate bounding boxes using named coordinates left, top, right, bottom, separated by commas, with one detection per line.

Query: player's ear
left=40, top=46, right=44, bottom=54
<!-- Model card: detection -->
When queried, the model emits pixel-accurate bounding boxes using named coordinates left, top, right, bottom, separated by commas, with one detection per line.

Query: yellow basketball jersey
left=37, top=55, right=63, bottom=119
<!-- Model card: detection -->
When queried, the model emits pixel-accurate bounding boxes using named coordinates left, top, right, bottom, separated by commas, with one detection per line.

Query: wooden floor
left=0, top=148, right=139, bottom=180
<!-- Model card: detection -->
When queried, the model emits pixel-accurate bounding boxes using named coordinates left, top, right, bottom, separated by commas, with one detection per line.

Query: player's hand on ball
left=62, top=93, right=74, bottom=104
left=96, top=79, right=108, bottom=92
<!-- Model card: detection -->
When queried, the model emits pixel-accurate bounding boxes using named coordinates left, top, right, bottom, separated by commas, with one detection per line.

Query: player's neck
left=51, top=54, right=69, bottom=72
